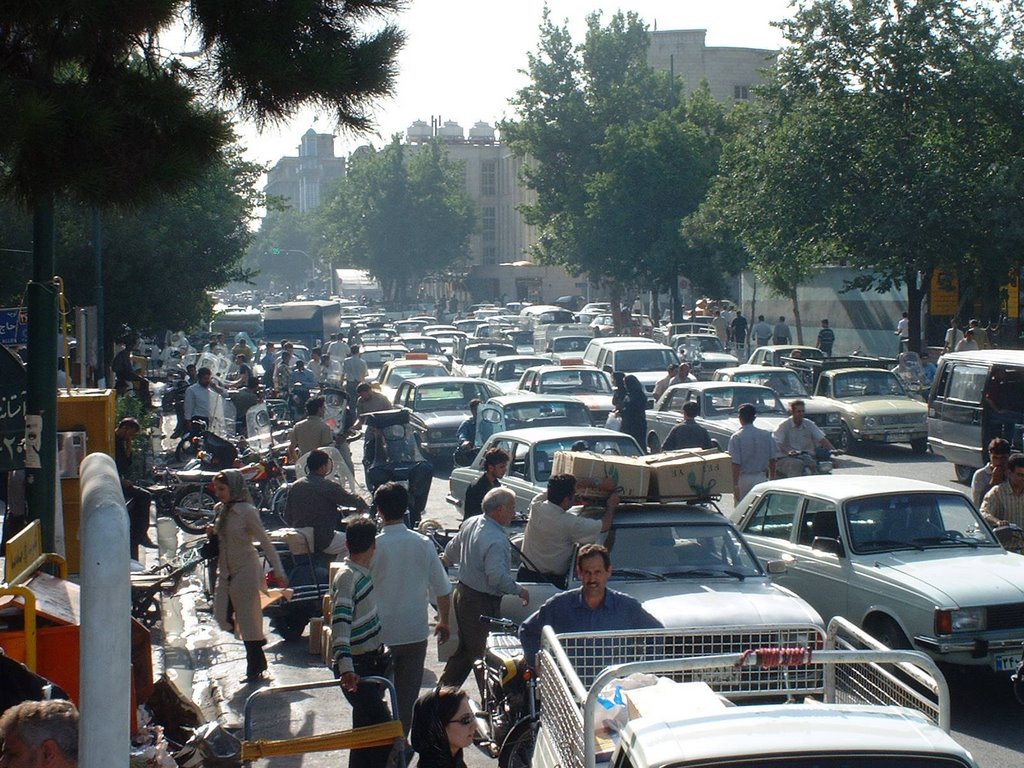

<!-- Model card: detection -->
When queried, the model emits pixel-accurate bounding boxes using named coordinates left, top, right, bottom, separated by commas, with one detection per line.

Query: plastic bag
left=604, top=413, right=622, bottom=431
left=594, top=673, right=659, bottom=734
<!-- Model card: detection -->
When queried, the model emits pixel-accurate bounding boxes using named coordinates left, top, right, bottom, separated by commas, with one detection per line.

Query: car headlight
left=935, top=607, right=986, bottom=634
left=826, top=412, right=841, bottom=426
left=864, top=416, right=877, bottom=427
left=429, top=430, right=445, bottom=440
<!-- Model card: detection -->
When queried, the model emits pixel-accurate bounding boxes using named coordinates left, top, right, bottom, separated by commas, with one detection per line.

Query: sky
left=222, top=0, right=794, bottom=171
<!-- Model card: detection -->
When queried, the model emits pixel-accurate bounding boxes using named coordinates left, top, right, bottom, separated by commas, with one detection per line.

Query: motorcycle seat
left=485, top=631, right=523, bottom=667
left=173, top=469, right=219, bottom=483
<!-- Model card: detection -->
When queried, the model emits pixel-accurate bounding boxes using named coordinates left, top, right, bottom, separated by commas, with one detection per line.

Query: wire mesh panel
left=537, top=648, right=585, bottom=768
left=555, top=625, right=827, bottom=698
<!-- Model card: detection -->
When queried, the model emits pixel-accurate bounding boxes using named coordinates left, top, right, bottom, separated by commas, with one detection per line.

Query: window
left=744, top=493, right=800, bottom=541
left=509, top=442, right=530, bottom=479
left=482, top=245, right=497, bottom=265
left=797, top=499, right=839, bottom=546
left=947, top=365, right=987, bottom=402
left=481, top=159, right=497, bottom=196
left=734, top=84, right=751, bottom=100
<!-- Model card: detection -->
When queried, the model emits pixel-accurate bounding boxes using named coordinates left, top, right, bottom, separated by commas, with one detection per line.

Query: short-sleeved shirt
left=728, top=424, right=781, bottom=474
left=817, top=328, right=835, bottom=352
left=356, top=391, right=393, bottom=416
left=521, top=493, right=603, bottom=576
left=342, top=355, right=369, bottom=384
left=971, top=464, right=998, bottom=509
left=773, top=418, right=825, bottom=454
left=752, top=321, right=772, bottom=344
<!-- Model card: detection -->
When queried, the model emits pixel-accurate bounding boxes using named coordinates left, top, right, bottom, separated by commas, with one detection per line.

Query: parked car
left=713, top=365, right=844, bottom=447
left=927, top=350, right=1024, bottom=482
left=517, top=364, right=616, bottom=426
left=645, top=381, right=790, bottom=453
left=731, top=475, right=1024, bottom=673
left=447, top=426, right=643, bottom=516
left=375, top=358, right=451, bottom=403
left=391, top=376, right=502, bottom=460
left=747, top=345, right=825, bottom=367
left=478, top=355, right=553, bottom=394
left=476, top=394, right=594, bottom=444
left=813, top=367, right=928, bottom=453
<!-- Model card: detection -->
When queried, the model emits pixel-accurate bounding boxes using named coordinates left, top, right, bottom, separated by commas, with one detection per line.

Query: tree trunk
left=906, top=267, right=931, bottom=354
left=790, top=289, right=803, bottom=345
left=610, top=285, right=622, bottom=334
left=650, top=289, right=660, bottom=325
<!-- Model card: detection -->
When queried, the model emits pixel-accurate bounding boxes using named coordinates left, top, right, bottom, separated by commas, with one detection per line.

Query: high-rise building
left=264, top=129, right=346, bottom=214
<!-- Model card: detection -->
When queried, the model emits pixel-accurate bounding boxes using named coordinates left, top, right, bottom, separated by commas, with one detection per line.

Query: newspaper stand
left=240, top=676, right=406, bottom=767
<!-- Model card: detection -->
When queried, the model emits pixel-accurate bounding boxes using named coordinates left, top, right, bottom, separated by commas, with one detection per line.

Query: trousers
left=342, top=650, right=395, bottom=768
left=439, top=583, right=501, bottom=688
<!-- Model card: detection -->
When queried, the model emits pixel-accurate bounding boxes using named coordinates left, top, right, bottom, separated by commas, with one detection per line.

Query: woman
left=210, top=469, right=288, bottom=683
left=619, top=374, right=648, bottom=451
left=410, top=687, right=475, bottom=768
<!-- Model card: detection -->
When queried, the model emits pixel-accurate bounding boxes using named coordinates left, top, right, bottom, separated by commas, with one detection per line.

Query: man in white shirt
left=773, top=400, right=835, bottom=475
left=370, top=482, right=452, bottom=735
left=183, top=367, right=224, bottom=431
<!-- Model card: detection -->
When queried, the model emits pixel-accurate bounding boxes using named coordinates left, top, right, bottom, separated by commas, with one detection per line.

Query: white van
left=581, top=338, right=679, bottom=399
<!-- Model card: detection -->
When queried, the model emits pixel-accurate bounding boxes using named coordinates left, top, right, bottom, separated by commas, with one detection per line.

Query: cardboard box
left=625, top=679, right=725, bottom=720
left=308, top=617, right=324, bottom=655
left=552, top=451, right=651, bottom=499
left=643, top=449, right=733, bottom=498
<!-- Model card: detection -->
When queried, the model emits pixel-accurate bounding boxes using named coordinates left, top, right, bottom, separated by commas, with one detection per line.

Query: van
left=927, top=350, right=1024, bottom=482
left=581, top=338, right=679, bottom=400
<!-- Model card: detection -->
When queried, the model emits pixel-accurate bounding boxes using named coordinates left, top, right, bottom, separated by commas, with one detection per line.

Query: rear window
left=539, top=370, right=612, bottom=394
left=503, top=401, right=592, bottom=429
left=413, top=382, right=490, bottom=411
left=946, top=365, right=988, bottom=402
left=614, top=348, right=680, bottom=372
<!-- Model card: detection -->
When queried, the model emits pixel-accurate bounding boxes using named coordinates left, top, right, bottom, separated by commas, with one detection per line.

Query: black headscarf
left=410, top=687, right=468, bottom=768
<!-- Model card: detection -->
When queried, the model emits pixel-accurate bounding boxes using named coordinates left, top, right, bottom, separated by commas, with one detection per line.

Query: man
left=370, top=483, right=452, bottom=735
left=968, top=318, right=990, bottom=350
left=439, top=488, right=529, bottom=687
left=728, top=403, right=781, bottom=500
left=652, top=363, right=681, bottom=402
left=111, top=335, right=152, bottom=408
left=291, top=358, right=317, bottom=390
left=773, top=316, right=791, bottom=345
left=956, top=328, right=978, bottom=352
left=972, top=438, right=1011, bottom=508
left=519, top=474, right=620, bottom=588
left=773, top=400, right=835, bottom=474
left=272, top=349, right=294, bottom=395
left=0, top=699, right=79, bottom=768
left=456, top=398, right=480, bottom=449
left=920, top=351, right=937, bottom=386
left=464, top=447, right=508, bottom=520
left=308, top=348, right=325, bottom=384
left=325, top=332, right=344, bottom=362
left=942, top=317, right=962, bottom=355
left=288, top=397, right=333, bottom=462
left=260, top=342, right=276, bottom=389
left=751, top=315, right=773, bottom=348
left=330, top=516, right=392, bottom=768
left=662, top=400, right=714, bottom=451
left=711, top=310, right=728, bottom=346
left=183, top=366, right=221, bottom=424
left=114, top=417, right=158, bottom=558
left=817, top=319, right=835, bottom=357
left=896, top=311, right=910, bottom=353
left=354, top=382, right=392, bottom=422
left=730, top=312, right=748, bottom=355
left=231, top=336, right=252, bottom=363
left=980, top=453, right=1024, bottom=529
left=285, top=449, right=368, bottom=556
left=343, top=345, right=369, bottom=405
left=519, top=544, right=660, bottom=662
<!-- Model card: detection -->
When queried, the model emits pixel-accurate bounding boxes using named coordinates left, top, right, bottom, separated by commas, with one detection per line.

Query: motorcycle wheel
left=171, top=486, right=218, bottom=534
left=498, top=717, right=537, bottom=768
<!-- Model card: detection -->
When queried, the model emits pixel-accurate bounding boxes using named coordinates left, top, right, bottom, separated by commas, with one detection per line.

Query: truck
left=531, top=617, right=976, bottom=768
left=261, top=300, right=340, bottom=350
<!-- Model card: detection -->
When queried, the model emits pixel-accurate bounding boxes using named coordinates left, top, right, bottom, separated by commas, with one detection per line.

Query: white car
left=731, top=475, right=1024, bottom=672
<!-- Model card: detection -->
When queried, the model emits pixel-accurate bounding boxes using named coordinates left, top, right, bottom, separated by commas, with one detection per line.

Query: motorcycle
left=775, top=449, right=837, bottom=479
left=472, top=616, right=537, bottom=768
left=363, top=409, right=433, bottom=529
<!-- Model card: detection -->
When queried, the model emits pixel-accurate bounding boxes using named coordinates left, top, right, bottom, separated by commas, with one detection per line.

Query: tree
left=248, top=203, right=327, bottom=291
left=0, top=0, right=404, bottom=545
left=317, top=138, right=475, bottom=304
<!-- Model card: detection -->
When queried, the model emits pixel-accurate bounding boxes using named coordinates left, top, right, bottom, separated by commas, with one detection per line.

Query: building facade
left=264, top=129, right=346, bottom=214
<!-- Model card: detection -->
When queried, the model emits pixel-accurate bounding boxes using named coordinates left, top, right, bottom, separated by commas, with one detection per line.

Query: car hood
left=461, top=364, right=485, bottom=377
left=497, top=381, right=523, bottom=394
left=868, top=550, right=1024, bottom=607
left=621, top=580, right=823, bottom=629
left=834, top=397, right=927, bottom=414
left=573, top=394, right=614, bottom=411
left=697, top=352, right=739, bottom=364
left=702, top=414, right=790, bottom=435
left=779, top=396, right=834, bottom=416
left=413, top=412, right=467, bottom=430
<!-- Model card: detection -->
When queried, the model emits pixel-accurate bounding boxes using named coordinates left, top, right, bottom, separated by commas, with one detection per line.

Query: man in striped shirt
left=331, top=515, right=392, bottom=768
left=981, top=453, right=1024, bottom=530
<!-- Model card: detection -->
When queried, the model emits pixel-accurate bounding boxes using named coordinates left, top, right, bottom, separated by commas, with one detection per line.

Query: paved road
left=163, top=436, right=1024, bottom=767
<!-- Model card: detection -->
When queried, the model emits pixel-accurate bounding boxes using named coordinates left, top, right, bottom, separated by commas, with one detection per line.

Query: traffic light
left=270, top=247, right=281, bottom=255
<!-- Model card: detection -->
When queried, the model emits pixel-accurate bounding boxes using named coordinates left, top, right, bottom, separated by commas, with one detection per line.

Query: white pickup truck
left=530, top=617, right=977, bottom=768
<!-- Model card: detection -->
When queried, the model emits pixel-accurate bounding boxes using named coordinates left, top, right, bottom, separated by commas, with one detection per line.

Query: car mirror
left=811, top=537, right=845, bottom=557
left=765, top=559, right=788, bottom=575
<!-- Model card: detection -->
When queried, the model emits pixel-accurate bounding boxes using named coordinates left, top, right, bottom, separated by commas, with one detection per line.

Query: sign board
left=930, top=271, right=959, bottom=316
left=0, top=307, right=28, bottom=346
left=5, top=519, right=42, bottom=583
left=0, top=344, right=26, bottom=470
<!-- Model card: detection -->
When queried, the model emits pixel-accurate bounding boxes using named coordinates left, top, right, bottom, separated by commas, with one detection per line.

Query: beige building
left=264, top=129, right=346, bottom=214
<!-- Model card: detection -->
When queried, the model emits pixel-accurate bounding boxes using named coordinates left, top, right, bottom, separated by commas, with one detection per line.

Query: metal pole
left=94, top=208, right=105, bottom=386
left=78, top=452, right=130, bottom=768
left=26, top=197, right=58, bottom=550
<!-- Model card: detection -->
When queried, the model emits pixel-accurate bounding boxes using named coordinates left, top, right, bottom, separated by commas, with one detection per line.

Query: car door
left=476, top=402, right=505, bottom=445
left=500, top=438, right=539, bottom=515
left=787, top=498, right=850, bottom=619
left=738, top=490, right=802, bottom=571
left=649, top=387, right=689, bottom=442
left=938, top=362, right=988, bottom=470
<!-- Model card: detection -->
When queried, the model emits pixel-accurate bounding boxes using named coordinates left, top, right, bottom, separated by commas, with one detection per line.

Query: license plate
left=885, top=433, right=909, bottom=443
left=995, top=652, right=1021, bottom=672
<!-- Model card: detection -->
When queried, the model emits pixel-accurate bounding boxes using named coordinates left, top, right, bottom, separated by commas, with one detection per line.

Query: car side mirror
left=812, top=537, right=845, bottom=557
left=765, top=559, right=787, bottom=575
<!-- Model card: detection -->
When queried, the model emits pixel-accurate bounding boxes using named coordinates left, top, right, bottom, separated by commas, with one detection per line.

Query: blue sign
left=0, top=307, right=28, bottom=346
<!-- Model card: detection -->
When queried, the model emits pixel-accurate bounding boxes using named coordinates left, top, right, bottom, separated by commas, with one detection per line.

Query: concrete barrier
left=79, top=452, right=130, bottom=768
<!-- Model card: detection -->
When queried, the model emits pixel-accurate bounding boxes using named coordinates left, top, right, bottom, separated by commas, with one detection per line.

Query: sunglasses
left=448, top=713, right=476, bottom=726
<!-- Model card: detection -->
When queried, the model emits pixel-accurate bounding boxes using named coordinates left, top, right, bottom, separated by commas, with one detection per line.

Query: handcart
left=130, top=539, right=212, bottom=627
left=241, top=676, right=406, bottom=767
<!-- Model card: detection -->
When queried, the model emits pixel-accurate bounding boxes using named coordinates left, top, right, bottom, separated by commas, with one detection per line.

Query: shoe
left=241, top=671, right=271, bottom=685
left=135, top=536, right=159, bottom=549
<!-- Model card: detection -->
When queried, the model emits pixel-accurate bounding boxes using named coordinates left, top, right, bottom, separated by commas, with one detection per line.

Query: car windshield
left=614, top=348, right=680, bottom=372
left=532, top=309, right=576, bottom=324
left=833, top=370, right=907, bottom=398
left=464, top=346, right=515, bottom=365
left=413, top=382, right=491, bottom=412
left=494, top=358, right=550, bottom=381
left=503, top=401, right=593, bottom=430
left=844, top=492, right=999, bottom=553
left=675, top=336, right=725, bottom=353
left=605, top=522, right=762, bottom=579
left=534, top=436, right=641, bottom=481
left=774, top=347, right=825, bottom=364
left=538, top=370, right=612, bottom=394
left=404, top=337, right=443, bottom=355
left=361, top=349, right=404, bottom=368
left=702, top=386, right=786, bottom=417
left=507, top=331, right=533, bottom=345
left=551, top=336, right=590, bottom=352
left=385, top=364, right=448, bottom=388
left=733, top=371, right=809, bottom=397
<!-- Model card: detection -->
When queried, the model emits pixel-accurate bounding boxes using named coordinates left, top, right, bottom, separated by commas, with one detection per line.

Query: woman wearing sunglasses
left=410, top=686, right=476, bottom=767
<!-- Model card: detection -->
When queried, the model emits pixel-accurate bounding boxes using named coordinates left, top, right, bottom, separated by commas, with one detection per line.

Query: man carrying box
left=518, top=474, right=620, bottom=588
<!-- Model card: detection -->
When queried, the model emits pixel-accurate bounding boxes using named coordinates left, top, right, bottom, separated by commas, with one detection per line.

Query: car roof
left=488, top=355, right=552, bottom=363
left=822, top=367, right=898, bottom=376
left=937, top=349, right=1024, bottom=365
left=487, top=426, right=640, bottom=442
left=665, top=381, right=777, bottom=393
left=384, top=359, right=446, bottom=368
left=718, top=366, right=795, bottom=375
left=609, top=507, right=735, bottom=526
left=529, top=365, right=606, bottom=374
left=402, top=376, right=489, bottom=386
left=590, top=336, right=660, bottom=346
left=750, top=475, right=969, bottom=501
left=486, top=393, right=585, bottom=406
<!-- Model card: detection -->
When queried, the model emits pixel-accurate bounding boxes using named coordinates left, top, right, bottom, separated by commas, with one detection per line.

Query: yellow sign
left=930, top=271, right=959, bottom=316
left=4, top=519, right=42, bottom=583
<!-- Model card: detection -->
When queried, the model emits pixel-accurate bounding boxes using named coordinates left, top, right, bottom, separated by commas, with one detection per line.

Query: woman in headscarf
left=410, top=687, right=475, bottom=768
left=619, top=374, right=648, bottom=451
left=210, top=468, right=288, bottom=683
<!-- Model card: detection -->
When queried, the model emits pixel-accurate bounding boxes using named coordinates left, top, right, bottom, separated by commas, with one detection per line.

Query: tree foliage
left=316, top=138, right=475, bottom=304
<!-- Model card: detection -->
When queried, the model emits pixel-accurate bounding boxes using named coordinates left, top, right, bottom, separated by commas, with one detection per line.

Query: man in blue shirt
left=519, top=544, right=661, bottom=663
